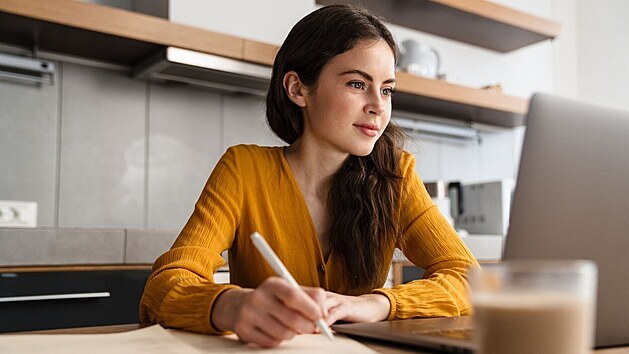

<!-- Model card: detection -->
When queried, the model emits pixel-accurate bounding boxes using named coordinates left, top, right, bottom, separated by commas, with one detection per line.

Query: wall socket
left=0, top=200, right=37, bottom=228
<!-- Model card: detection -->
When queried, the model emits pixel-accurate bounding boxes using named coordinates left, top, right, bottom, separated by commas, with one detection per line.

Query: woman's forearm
left=356, top=293, right=391, bottom=322
left=325, top=292, right=392, bottom=324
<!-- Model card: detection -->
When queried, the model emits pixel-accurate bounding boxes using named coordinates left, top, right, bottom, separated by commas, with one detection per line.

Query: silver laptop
left=333, top=93, right=629, bottom=352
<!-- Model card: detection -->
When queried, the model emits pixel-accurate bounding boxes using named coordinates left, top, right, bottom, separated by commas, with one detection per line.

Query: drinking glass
left=469, top=260, right=597, bottom=354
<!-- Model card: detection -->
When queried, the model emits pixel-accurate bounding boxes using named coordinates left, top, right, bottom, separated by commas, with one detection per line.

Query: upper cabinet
left=0, top=0, right=555, bottom=127
left=316, top=0, right=561, bottom=53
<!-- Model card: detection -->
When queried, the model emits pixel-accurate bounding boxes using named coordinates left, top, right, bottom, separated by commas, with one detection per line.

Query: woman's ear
left=283, top=71, right=307, bottom=108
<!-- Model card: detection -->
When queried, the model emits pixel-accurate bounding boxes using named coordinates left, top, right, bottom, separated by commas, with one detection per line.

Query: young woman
left=140, top=4, right=477, bottom=348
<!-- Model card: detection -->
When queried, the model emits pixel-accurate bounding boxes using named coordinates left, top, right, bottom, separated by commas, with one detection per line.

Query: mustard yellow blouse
left=140, top=144, right=478, bottom=334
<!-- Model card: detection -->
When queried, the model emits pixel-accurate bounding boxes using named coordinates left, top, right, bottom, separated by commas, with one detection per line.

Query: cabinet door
left=0, top=270, right=151, bottom=333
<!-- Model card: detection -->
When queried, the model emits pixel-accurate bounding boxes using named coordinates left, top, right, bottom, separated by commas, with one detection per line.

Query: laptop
left=333, top=93, right=629, bottom=352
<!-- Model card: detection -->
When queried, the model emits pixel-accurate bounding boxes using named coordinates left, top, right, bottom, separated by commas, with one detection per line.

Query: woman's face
left=301, top=39, right=396, bottom=157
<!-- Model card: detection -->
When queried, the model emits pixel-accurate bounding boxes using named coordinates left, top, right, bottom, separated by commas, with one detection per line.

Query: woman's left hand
left=322, top=292, right=391, bottom=326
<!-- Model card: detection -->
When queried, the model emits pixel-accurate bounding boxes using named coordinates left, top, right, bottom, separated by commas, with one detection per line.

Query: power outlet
left=0, top=200, right=37, bottom=228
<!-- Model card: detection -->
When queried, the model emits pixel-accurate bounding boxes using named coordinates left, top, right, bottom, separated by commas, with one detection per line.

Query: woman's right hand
left=211, top=277, right=327, bottom=347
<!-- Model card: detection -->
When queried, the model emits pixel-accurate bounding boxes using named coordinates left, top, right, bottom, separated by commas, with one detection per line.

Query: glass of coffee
left=469, top=260, right=597, bottom=354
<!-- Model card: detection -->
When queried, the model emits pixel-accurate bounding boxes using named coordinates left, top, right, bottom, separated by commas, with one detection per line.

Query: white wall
left=575, top=0, right=629, bottom=112
left=551, top=0, right=629, bottom=113
left=169, top=0, right=316, bottom=45
left=551, top=0, right=579, bottom=99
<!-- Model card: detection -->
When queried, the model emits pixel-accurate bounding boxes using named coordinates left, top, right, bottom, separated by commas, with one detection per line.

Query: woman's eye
left=349, top=81, right=365, bottom=90
left=382, top=87, right=395, bottom=97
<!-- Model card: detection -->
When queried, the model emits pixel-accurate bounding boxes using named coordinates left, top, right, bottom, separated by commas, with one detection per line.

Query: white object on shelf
left=0, top=200, right=37, bottom=228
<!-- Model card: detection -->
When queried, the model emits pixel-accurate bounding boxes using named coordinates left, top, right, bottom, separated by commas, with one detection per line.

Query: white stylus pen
left=250, top=232, right=335, bottom=341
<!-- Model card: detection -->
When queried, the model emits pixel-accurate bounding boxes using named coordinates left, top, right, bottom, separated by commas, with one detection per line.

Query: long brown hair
left=266, top=4, right=405, bottom=291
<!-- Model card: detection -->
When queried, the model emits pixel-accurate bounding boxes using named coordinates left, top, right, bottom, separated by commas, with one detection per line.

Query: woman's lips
left=354, top=123, right=379, bottom=137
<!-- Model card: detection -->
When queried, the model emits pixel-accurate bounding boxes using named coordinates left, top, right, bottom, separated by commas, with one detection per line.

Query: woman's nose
left=365, top=90, right=386, bottom=116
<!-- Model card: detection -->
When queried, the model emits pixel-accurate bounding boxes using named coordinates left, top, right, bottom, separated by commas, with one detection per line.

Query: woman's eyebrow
left=338, top=69, right=396, bottom=84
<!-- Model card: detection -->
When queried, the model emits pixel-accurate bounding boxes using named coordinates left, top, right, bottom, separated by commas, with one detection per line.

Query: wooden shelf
left=0, top=0, right=244, bottom=65
left=317, top=0, right=561, bottom=53
left=394, top=72, right=527, bottom=127
left=0, top=0, right=527, bottom=127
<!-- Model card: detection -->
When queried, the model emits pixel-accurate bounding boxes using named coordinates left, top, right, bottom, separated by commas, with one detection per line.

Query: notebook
left=333, top=93, right=629, bottom=352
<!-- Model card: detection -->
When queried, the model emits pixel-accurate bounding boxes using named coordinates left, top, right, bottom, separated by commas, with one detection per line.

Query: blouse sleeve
left=372, top=153, right=479, bottom=320
left=139, top=147, right=243, bottom=334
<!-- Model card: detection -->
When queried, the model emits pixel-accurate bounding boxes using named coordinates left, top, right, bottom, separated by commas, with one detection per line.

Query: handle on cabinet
left=0, top=292, right=111, bottom=303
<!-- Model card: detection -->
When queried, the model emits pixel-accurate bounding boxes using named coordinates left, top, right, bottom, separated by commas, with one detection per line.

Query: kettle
left=398, top=39, right=441, bottom=79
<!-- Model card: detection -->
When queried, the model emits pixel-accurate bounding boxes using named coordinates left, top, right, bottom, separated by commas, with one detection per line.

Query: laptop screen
left=504, top=93, right=629, bottom=347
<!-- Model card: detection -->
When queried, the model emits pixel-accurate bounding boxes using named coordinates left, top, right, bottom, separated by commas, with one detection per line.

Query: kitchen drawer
left=0, top=270, right=151, bottom=333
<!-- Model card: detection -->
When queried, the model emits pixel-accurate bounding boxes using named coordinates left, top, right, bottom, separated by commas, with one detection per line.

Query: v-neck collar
left=278, top=147, right=333, bottom=267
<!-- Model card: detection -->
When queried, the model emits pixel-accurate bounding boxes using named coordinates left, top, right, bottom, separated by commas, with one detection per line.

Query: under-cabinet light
left=0, top=52, right=55, bottom=85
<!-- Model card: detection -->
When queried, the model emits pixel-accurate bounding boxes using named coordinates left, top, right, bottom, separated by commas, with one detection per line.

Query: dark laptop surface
left=333, top=93, right=629, bottom=352
left=333, top=316, right=475, bottom=353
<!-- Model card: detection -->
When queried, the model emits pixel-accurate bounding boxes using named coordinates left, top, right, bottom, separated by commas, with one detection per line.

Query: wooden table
left=27, top=324, right=629, bottom=354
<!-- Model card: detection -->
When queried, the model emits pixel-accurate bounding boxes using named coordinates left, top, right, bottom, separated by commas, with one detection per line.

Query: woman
left=140, top=4, right=477, bottom=348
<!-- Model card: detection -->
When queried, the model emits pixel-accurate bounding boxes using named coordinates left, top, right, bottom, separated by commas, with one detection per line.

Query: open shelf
left=0, top=0, right=527, bottom=127
left=394, top=72, right=527, bottom=127
left=316, top=0, right=561, bottom=53
left=0, top=0, right=244, bottom=65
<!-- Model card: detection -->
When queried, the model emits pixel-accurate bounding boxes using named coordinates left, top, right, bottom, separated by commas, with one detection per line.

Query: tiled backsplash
left=58, top=62, right=146, bottom=229
left=1, top=61, right=279, bottom=231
